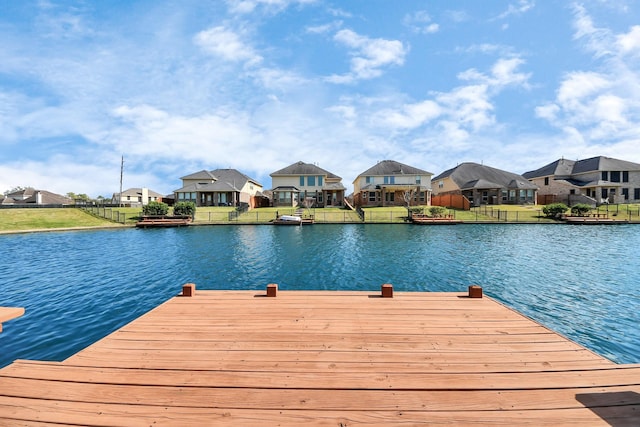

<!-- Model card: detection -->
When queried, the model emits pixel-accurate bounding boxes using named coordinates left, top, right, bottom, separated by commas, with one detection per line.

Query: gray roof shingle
left=434, top=162, right=537, bottom=190
left=270, top=161, right=341, bottom=179
left=358, top=160, right=432, bottom=177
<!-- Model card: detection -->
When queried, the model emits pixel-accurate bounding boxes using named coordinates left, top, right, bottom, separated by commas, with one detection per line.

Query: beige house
left=1, top=188, right=72, bottom=206
left=523, top=156, right=640, bottom=205
left=353, top=160, right=432, bottom=207
left=112, top=188, right=163, bottom=206
left=432, top=162, right=537, bottom=206
left=270, top=161, right=345, bottom=208
left=174, top=169, right=264, bottom=208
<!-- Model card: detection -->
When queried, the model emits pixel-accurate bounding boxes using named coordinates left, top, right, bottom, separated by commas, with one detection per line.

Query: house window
left=602, top=188, right=608, bottom=198
left=622, top=188, right=629, bottom=200
left=318, top=176, right=323, bottom=186
left=366, top=176, right=371, bottom=184
left=544, top=177, right=549, bottom=185
left=416, top=176, right=421, bottom=184
left=307, top=176, right=316, bottom=186
left=369, top=191, right=376, bottom=202
left=570, top=189, right=575, bottom=195
left=385, top=192, right=395, bottom=202
left=390, top=176, right=395, bottom=184
left=482, top=191, right=488, bottom=202
left=300, top=176, right=304, bottom=186
left=419, top=191, right=425, bottom=202
left=317, top=192, right=323, bottom=203
left=438, top=180, right=444, bottom=189
left=623, top=171, right=629, bottom=182
left=602, top=171, right=609, bottom=181
left=502, top=190, right=508, bottom=201
left=509, top=190, right=515, bottom=202
left=634, top=188, right=640, bottom=200
left=383, top=176, right=388, bottom=184
left=611, top=171, right=621, bottom=182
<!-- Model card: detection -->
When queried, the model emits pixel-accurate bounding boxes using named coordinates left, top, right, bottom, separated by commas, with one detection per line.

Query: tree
left=571, top=203, right=592, bottom=217
left=173, top=201, right=196, bottom=217
left=542, top=203, right=568, bottom=218
left=429, top=206, right=447, bottom=218
left=142, top=201, right=169, bottom=216
left=402, top=189, right=416, bottom=208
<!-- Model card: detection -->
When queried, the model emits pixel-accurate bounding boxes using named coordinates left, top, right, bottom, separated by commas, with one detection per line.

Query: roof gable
left=435, top=162, right=536, bottom=190
left=180, top=170, right=217, bottom=181
left=358, top=160, right=432, bottom=177
left=210, top=168, right=262, bottom=188
left=271, top=161, right=341, bottom=179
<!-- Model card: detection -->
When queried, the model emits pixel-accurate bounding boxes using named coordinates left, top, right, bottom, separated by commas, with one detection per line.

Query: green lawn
left=2, top=203, right=638, bottom=232
left=0, top=208, right=121, bottom=231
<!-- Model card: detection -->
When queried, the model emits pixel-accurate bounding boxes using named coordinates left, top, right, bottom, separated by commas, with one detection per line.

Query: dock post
left=182, top=283, right=196, bottom=297
left=468, top=285, right=483, bottom=298
left=381, top=283, right=393, bottom=298
left=266, top=283, right=278, bottom=297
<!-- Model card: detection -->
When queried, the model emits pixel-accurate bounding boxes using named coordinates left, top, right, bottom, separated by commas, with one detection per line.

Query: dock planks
left=0, top=289, right=639, bottom=426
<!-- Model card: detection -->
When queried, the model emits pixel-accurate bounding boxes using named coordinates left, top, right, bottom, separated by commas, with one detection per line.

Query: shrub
left=571, top=203, right=592, bottom=216
left=142, top=201, right=169, bottom=216
left=429, top=206, right=447, bottom=218
left=173, top=201, right=196, bottom=217
left=542, top=203, right=568, bottom=218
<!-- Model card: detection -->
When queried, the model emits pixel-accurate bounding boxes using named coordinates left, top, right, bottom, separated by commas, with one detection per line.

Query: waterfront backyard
left=3, top=203, right=640, bottom=231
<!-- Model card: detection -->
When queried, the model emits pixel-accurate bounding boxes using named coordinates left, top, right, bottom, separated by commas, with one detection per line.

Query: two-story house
left=270, top=161, right=346, bottom=208
left=352, top=160, right=432, bottom=207
left=174, top=169, right=264, bottom=208
left=432, top=162, right=537, bottom=206
left=523, top=156, right=640, bottom=205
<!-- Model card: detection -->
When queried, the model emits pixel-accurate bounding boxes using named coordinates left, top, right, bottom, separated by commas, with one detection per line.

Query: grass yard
left=0, top=208, right=120, bottom=232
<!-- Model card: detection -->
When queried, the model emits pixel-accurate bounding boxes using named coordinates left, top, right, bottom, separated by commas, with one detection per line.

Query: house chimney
left=142, top=188, right=149, bottom=205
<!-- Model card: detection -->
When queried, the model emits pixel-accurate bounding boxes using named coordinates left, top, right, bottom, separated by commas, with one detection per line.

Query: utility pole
left=119, top=156, right=124, bottom=207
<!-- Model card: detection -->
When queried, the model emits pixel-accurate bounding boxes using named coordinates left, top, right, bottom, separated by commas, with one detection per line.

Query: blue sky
left=1, top=0, right=640, bottom=197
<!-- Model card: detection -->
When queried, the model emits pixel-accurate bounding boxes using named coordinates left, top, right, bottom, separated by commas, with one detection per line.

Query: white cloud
left=617, top=25, right=640, bottom=56
left=194, top=26, right=263, bottom=66
left=571, top=3, right=615, bottom=57
left=495, top=0, right=535, bottom=20
left=305, top=21, right=343, bottom=35
left=403, top=11, right=440, bottom=34
left=458, top=57, right=531, bottom=90
left=327, top=29, right=408, bottom=83
left=226, top=0, right=316, bottom=15
left=375, top=100, right=441, bottom=129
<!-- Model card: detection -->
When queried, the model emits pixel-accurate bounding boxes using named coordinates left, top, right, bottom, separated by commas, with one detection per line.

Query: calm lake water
left=1, top=223, right=639, bottom=367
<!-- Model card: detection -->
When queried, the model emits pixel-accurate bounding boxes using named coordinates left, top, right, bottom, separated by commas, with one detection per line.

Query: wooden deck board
left=0, top=290, right=638, bottom=426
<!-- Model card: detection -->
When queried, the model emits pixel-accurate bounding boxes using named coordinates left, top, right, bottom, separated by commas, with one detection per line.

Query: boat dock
left=1, top=285, right=639, bottom=425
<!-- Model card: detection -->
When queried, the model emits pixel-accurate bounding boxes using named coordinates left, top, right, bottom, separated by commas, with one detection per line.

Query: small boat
left=273, top=215, right=303, bottom=225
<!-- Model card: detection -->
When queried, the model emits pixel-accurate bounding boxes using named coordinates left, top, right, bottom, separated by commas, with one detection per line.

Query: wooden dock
left=0, top=307, right=24, bottom=333
left=1, top=285, right=639, bottom=426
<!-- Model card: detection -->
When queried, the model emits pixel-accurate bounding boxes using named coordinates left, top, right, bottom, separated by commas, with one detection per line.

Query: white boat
left=273, top=215, right=303, bottom=225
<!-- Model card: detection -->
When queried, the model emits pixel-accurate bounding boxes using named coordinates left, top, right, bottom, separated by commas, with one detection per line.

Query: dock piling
left=266, top=283, right=278, bottom=297
left=181, top=283, right=196, bottom=297
left=468, top=285, right=483, bottom=298
left=381, top=283, right=393, bottom=298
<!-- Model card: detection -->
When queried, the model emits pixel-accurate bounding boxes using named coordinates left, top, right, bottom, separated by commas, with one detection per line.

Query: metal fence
left=83, top=206, right=133, bottom=224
